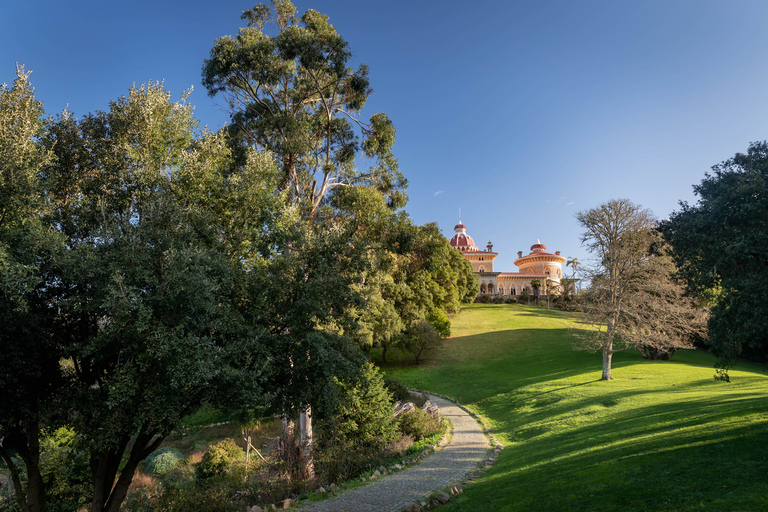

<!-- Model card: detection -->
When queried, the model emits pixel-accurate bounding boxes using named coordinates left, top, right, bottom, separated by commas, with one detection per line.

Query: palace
left=449, top=222, right=566, bottom=297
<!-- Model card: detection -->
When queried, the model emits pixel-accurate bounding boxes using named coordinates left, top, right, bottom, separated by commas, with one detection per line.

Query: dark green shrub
left=400, top=320, right=442, bottom=365
left=474, top=294, right=491, bottom=304
left=145, top=447, right=184, bottom=476
left=493, top=296, right=505, bottom=304
left=505, top=297, right=518, bottom=304
left=327, top=363, right=398, bottom=449
left=397, top=409, right=442, bottom=441
left=384, top=378, right=413, bottom=403
left=195, top=439, right=243, bottom=479
left=426, top=308, right=451, bottom=338
left=317, top=363, right=398, bottom=483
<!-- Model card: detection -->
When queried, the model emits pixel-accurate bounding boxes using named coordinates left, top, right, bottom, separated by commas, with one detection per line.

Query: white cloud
left=433, top=190, right=445, bottom=197
left=566, top=201, right=575, bottom=206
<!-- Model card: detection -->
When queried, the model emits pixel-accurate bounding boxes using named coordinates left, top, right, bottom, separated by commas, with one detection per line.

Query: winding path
left=298, top=394, right=491, bottom=512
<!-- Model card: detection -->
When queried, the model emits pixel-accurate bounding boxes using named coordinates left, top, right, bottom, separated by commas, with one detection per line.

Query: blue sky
left=3, top=0, right=768, bottom=270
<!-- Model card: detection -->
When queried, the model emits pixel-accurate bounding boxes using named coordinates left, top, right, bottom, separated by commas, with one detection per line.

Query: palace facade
left=449, top=222, right=566, bottom=297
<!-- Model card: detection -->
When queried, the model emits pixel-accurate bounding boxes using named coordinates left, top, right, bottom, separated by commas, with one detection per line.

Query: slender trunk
left=102, top=430, right=162, bottom=512
left=0, top=445, right=32, bottom=512
left=298, top=408, right=314, bottom=480
left=602, top=342, right=613, bottom=380
left=381, top=344, right=388, bottom=364
left=24, top=427, right=45, bottom=512
left=278, top=415, right=297, bottom=468
left=7, top=421, right=46, bottom=512
left=365, top=346, right=371, bottom=363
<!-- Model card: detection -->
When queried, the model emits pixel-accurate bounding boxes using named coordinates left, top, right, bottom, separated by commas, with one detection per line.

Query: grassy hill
left=380, top=303, right=768, bottom=511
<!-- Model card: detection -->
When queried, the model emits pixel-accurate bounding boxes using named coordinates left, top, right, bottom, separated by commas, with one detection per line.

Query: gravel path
left=298, top=394, right=490, bottom=512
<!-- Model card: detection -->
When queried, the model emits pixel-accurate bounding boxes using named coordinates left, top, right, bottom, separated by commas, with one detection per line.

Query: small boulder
left=280, top=498, right=291, bottom=509
left=316, top=486, right=326, bottom=494
left=379, top=465, right=386, bottom=473
left=372, top=470, right=380, bottom=478
left=404, top=503, right=420, bottom=512
left=436, top=490, right=450, bottom=504
left=456, top=484, right=464, bottom=494
left=329, top=483, right=336, bottom=492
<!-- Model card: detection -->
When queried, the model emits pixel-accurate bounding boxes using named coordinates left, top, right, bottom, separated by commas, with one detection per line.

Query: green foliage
left=196, top=439, right=244, bottom=479
left=182, top=404, right=231, bottom=429
left=145, top=448, right=185, bottom=476
left=661, top=141, right=768, bottom=372
left=202, top=0, right=406, bottom=214
left=426, top=308, right=451, bottom=338
left=384, top=378, right=414, bottom=403
left=396, top=409, right=442, bottom=441
left=400, top=320, right=443, bottom=365
left=325, top=363, right=398, bottom=449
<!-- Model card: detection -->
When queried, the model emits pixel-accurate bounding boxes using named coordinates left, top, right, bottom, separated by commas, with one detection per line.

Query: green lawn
left=379, top=303, right=768, bottom=512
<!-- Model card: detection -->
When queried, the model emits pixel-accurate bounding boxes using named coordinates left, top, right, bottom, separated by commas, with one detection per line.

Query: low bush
left=145, top=447, right=185, bottom=476
left=493, top=296, right=505, bottom=304
left=196, top=439, right=243, bottom=479
left=505, top=297, right=518, bottom=304
left=397, top=409, right=442, bottom=441
left=384, top=378, right=413, bottom=403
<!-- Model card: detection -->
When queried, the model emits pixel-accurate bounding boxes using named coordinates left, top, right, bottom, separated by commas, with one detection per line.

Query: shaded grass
left=381, top=303, right=768, bottom=512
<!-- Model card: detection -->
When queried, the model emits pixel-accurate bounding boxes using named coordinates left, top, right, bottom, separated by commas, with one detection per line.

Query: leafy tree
left=660, top=141, right=768, bottom=379
left=530, top=279, right=542, bottom=305
left=426, top=308, right=451, bottom=338
left=573, top=199, right=706, bottom=380
left=400, top=320, right=442, bottom=365
left=0, top=65, right=65, bottom=512
left=202, top=0, right=406, bottom=218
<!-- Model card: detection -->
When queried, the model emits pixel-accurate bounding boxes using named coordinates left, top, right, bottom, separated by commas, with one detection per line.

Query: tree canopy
left=573, top=199, right=706, bottom=380
left=661, top=141, right=768, bottom=378
left=202, top=0, right=406, bottom=218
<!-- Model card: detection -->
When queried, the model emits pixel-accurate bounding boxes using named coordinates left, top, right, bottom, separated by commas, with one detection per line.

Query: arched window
left=488, top=283, right=495, bottom=294
left=545, top=268, right=551, bottom=275
left=510, top=285, right=516, bottom=295
left=479, top=265, right=485, bottom=273
left=480, top=283, right=487, bottom=293
left=498, top=285, right=504, bottom=295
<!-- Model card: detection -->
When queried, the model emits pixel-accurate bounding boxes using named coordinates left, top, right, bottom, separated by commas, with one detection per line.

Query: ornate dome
left=530, top=239, right=549, bottom=254
left=450, top=223, right=478, bottom=252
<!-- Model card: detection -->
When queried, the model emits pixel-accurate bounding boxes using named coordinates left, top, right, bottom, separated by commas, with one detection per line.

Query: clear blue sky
left=3, top=0, right=768, bottom=270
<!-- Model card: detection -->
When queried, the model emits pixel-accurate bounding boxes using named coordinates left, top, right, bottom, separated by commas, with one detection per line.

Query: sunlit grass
left=379, top=303, right=768, bottom=511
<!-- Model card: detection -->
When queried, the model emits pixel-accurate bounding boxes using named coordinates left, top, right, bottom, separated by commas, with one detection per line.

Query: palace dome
left=450, top=223, right=479, bottom=251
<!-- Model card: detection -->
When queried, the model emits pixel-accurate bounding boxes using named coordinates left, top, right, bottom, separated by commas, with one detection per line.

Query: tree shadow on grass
left=457, top=392, right=768, bottom=512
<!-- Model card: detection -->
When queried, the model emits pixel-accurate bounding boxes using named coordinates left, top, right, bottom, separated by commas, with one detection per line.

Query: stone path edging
left=294, top=393, right=495, bottom=512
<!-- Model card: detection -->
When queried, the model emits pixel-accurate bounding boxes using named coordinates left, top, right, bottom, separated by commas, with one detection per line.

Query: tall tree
left=572, top=199, right=706, bottom=380
left=660, top=141, right=768, bottom=379
left=0, top=65, right=63, bottom=512
left=202, top=0, right=406, bottom=219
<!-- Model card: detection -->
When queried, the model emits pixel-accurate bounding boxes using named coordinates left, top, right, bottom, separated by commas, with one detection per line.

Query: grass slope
left=380, top=304, right=768, bottom=512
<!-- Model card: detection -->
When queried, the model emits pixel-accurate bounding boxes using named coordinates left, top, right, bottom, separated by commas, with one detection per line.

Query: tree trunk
left=381, top=344, right=388, bottom=364
left=298, top=408, right=314, bottom=480
left=365, top=346, right=371, bottom=363
left=0, top=444, right=36, bottom=512
left=602, top=344, right=613, bottom=380
left=2, top=421, right=46, bottom=512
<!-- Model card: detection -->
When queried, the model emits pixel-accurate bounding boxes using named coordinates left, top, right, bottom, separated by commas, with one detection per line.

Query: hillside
left=381, top=303, right=768, bottom=511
